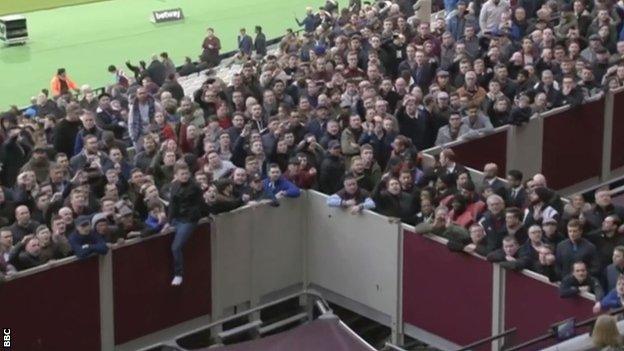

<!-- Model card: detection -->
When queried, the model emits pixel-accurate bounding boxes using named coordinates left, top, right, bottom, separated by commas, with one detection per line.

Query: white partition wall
left=211, top=208, right=254, bottom=318
left=249, top=196, right=305, bottom=302
left=305, top=190, right=401, bottom=339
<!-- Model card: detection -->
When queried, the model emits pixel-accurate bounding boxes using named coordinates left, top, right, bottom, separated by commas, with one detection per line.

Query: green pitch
left=0, top=0, right=322, bottom=108
left=0, top=0, right=105, bottom=15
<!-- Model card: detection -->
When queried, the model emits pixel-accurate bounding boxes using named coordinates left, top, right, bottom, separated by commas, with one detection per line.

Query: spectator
left=238, top=28, right=253, bottom=58
left=606, top=246, right=624, bottom=292
left=263, top=163, right=301, bottom=199
left=414, top=205, right=469, bottom=242
left=531, top=244, right=559, bottom=282
left=319, top=140, right=345, bottom=194
left=596, top=276, right=624, bottom=313
left=523, top=187, right=560, bottom=227
left=434, top=112, right=470, bottom=145
left=9, top=205, right=40, bottom=243
left=556, top=219, right=599, bottom=278
left=254, top=26, right=267, bottom=58
left=586, top=215, right=624, bottom=273
left=559, top=261, right=604, bottom=299
left=584, top=187, right=624, bottom=232
left=201, top=28, right=222, bottom=67
left=327, top=172, right=375, bottom=214
left=68, top=215, right=108, bottom=259
left=505, top=169, right=527, bottom=209
left=447, top=223, right=490, bottom=256
left=8, top=235, right=45, bottom=271
left=487, top=235, right=528, bottom=271
left=35, top=224, right=70, bottom=261
left=480, top=194, right=507, bottom=252
left=591, top=315, right=624, bottom=350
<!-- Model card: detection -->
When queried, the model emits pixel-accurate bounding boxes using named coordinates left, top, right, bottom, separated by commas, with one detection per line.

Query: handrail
left=505, top=308, right=624, bottom=351
left=455, top=328, right=517, bottom=351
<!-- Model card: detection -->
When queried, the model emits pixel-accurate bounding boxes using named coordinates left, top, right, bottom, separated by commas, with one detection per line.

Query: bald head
left=532, top=174, right=547, bottom=188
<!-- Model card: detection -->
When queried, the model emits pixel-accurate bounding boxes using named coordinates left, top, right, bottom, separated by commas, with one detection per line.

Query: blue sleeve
left=280, top=179, right=301, bottom=198
left=601, top=289, right=621, bottom=310
left=89, top=233, right=109, bottom=255
left=69, top=234, right=91, bottom=259
left=327, top=194, right=343, bottom=207
left=362, top=197, right=376, bottom=210
left=73, top=133, right=83, bottom=157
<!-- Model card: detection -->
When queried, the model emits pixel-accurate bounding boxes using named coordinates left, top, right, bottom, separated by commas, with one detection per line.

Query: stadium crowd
left=1, top=0, right=624, bottom=294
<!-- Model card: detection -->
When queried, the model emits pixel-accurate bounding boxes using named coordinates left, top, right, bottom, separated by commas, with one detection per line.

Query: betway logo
left=152, top=8, right=184, bottom=23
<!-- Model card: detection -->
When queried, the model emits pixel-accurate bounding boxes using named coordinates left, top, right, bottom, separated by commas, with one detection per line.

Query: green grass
left=0, top=0, right=104, bottom=15
left=0, top=0, right=321, bottom=108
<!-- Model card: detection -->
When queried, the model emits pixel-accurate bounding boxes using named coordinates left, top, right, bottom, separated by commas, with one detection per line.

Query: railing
left=421, top=87, right=624, bottom=195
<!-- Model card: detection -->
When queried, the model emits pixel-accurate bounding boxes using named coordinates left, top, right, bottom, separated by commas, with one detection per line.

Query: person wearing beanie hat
left=68, top=214, right=108, bottom=259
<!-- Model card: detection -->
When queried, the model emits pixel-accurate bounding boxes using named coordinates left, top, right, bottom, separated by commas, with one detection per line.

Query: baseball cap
left=75, top=215, right=92, bottom=227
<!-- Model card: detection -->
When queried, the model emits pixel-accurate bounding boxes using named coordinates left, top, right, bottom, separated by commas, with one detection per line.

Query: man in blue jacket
left=263, top=163, right=301, bottom=199
left=68, top=215, right=108, bottom=259
left=237, top=28, right=253, bottom=58
left=595, top=275, right=624, bottom=314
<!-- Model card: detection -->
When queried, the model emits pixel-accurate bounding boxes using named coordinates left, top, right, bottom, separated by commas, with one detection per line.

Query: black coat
left=147, top=60, right=167, bottom=86
left=0, top=136, right=31, bottom=187
left=53, top=119, right=82, bottom=157
left=168, top=180, right=203, bottom=222
left=319, top=154, right=345, bottom=195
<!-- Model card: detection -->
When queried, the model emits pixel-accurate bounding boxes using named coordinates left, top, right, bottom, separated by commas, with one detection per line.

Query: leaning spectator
left=263, top=163, right=301, bottom=199
left=327, top=172, right=375, bottom=214
left=68, top=215, right=108, bottom=259
left=8, top=235, right=45, bottom=271
left=531, top=244, right=560, bottom=282
left=434, top=112, right=470, bottom=146
left=35, top=225, right=70, bottom=262
left=595, top=276, right=624, bottom=313
left=486, top=235, right=528, bottom=271
left=447, top=223, right=490, bottom=256
left=414, top=205, right=469, bottom=242
left=559, top=261, right=604, bottom=299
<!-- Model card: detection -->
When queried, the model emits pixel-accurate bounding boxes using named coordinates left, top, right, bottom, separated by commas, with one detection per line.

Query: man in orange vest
left=50, top=68, right=78, bottom=97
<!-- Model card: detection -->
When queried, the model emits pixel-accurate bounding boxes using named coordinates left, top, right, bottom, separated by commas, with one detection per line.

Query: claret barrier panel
left=0, top=191, right=607, bottom=351
left=422, top=89, right=624, bottom=195
left=611, top=88, right=624, bottom=175
left=402, top=228, right=493, bottom=350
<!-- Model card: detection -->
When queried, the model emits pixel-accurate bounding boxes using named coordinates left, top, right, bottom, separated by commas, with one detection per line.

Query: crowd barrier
left=0, top=190, right=603, bottom=351
left=0, top=256, right=101, bottom=351
left=112, top=225, right=212, bottom=346
left=504, top=270, right=595, bottom=348
left=0, top=225, right=212, bottom=351
left=402, top=230, right=493, bottom=350
left=612, top=89, right=624, bottom=173
left=422, top=88, right=624, bottom=195
left=306, top=190, right=400, bottom=339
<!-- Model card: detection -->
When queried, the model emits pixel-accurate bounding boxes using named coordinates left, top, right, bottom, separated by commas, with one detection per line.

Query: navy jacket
left=68, top=230, right=108, bottom=259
